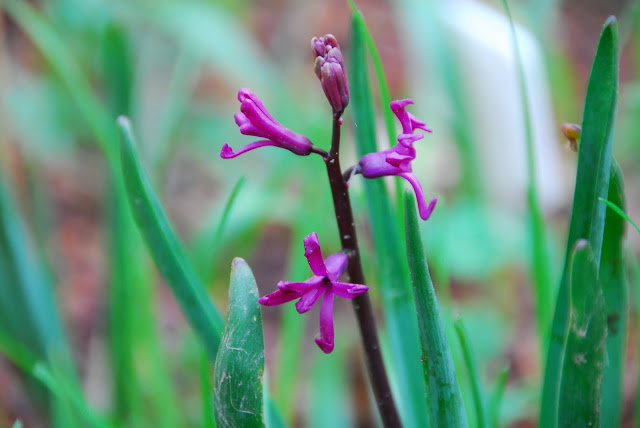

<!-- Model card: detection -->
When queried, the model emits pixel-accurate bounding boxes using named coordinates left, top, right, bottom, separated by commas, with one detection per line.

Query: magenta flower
left=220, top=88, right=314, bottom=158
left=312, top=34, right=349, bottom=116
left=355, top=99, right=437, bottom=220
left=258, top=232, right=368, bottom=353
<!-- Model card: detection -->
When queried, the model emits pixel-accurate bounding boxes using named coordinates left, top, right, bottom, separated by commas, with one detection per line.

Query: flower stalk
left=323, top=116, right=402, bottom=427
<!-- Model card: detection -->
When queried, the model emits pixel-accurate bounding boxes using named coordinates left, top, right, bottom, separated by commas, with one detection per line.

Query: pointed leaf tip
left=605, top=15, right=617, bottom=27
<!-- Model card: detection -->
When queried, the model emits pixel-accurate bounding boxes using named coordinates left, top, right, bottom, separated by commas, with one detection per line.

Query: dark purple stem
left=324, top=117, right=402, bottom=428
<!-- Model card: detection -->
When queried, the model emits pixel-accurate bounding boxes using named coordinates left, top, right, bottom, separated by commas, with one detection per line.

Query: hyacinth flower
left=258, top=232, right=369, bottom=353
left=312, top=34, right=349, bottom=117
left=221, top=88, right=326, bottom=159
left=353, top=99, right=437, bottom=220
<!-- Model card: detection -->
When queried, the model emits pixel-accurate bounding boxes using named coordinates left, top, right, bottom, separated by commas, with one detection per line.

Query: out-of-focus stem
left=323, top=117, right=402, bottom=428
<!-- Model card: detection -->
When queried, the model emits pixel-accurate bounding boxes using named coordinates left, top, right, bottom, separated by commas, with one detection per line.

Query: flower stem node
left=312, top=34, right=350, bottom=118
left=356, top=99, right=437, bottom=220
left=220, top=88, right=314, bottom=158
left=258, top=232, right=369, bottom=353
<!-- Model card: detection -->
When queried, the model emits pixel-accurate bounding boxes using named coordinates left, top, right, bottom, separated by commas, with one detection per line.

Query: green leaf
left=0, top=180, right=82, bottom=426
left=488, top=366, right=509, bottom=428
left=117, top=117, right=224, bottom=361
left=349, top=10, right=428, bottom=428
left=599, top=161, right=628, bottom=428
left=500, top=0, right=554, bottom=354
left=558, top=240, right=607, bottom=427
left=214, top=258, right=265, bottom=428
left=454, top=318, right=488, bottom=428
left=540, top=16, right=618, bottom=427
left=404, top=190, right=468, bottom=428
left=599, top=197, right=640, bottom=238
left=3, top=0, right=117, bottom=164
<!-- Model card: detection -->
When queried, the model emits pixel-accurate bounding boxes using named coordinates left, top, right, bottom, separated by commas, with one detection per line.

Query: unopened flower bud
left=561, top=123, right=581, bottom=152
left=311, top=34, right=349, bottom=117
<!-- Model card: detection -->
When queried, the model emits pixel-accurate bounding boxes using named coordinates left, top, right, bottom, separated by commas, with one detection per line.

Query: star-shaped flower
left=258, top=232, right=369, bottom=353
left=355, top=99, right=437, bottom=220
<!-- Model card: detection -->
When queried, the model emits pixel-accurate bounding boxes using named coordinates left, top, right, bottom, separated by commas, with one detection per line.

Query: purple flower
left=312, top=34, right=349, bottom=116
left=356, top=99, right=437, bottom=220
left=258, top=232, right=368, bottom=353
left=220, top=88, right=314, bottom=158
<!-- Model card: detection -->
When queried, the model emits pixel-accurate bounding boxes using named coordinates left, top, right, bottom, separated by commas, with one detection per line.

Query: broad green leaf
left=558, top=241, right=607, bottom=427
left=349, top=10, right=428, bottom=428
left=454, top=318, right=488, bottom=428
left=599, top=161, right=628, bottom=428
left=214, top=258, right=265, bottom=428
left=117, top=117, right=224, bottom=361
left=540, top=17, right=618, bottom=427
left=404, top=191, right=467, bottom=428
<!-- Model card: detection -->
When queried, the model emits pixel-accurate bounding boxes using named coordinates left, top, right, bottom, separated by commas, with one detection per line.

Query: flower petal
left=220, top=141, right=281, bottom=159
left=314, top=290, right=335, bottom=353
left=295, top=285, right=325, bottom=313
left=258, top=289, right=300, bottom=306
left=398, top=172, right=437, bottom=220
left=332, top=281, right=369, bottom=299
left=278, top=277, right=321, bottom=293
left=303, top=232, right=328, bottom=277
left=324, top=252, right=347, bottom=282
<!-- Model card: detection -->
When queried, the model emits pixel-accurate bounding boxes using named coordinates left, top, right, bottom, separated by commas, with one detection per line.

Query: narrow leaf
left=214, top=258, right=265, bottom=428
left=599, top=161, right=628, bottom=428
left=349, top=10, right=429, bottom=428
left=500, top=0, right=554, bottom=354
left=488, top=366, right=509, bottom=428
left=558, top=240, right=607, bottom=427
left=541, top=17, right=618, bottom=426
left=117, top=117, right=224, bottom=361
left=404, top=190, right=468, bottom=427
left=349, top=10, right=428, bottom=428
left=454, top=318, right=489, bottom=428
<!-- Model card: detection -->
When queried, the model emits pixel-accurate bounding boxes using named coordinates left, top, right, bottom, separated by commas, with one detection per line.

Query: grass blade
left=558, top=240, right=607, bottom=427
left=404, top=190, right=467, bottom=427
left=0, top=180, right=80, bottom=426
left=117, top=117, right=224, bottom=361
left=599, top=161, right=629, bottom=428
left=454, top=318, right=489, bottom=428
left=488, top=366, right=509, bottom=428
left=500, top=0, right=554, bottom=354
left=0, top=330, right=108, bottom=428
left=349, top=11, right=428, bottom=428
left=540, top=17, right=618, bottom=426
left=213, top=258, right=265, bottom=428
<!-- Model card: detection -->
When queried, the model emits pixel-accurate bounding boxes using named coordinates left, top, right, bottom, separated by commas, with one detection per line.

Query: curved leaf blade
left=214, top=258, right=265, bottom=428
left=117, top=117, right=224, bottom=361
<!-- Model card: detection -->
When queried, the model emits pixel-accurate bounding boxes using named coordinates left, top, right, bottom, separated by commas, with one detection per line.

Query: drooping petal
left=398, top=172, right=437, bottom=220
left=332, top=281, right=369, bottom=299
left=258, top=289, right=301, bottom=306
left=314, top=290, right=336, bottom=353
left=220, top=141, right=282, bottom=159
left=324, top=252, right=348, bottom=282
left=295, top=285, right=325, bottom=313
left=303, top=232, right=328, bottom=277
